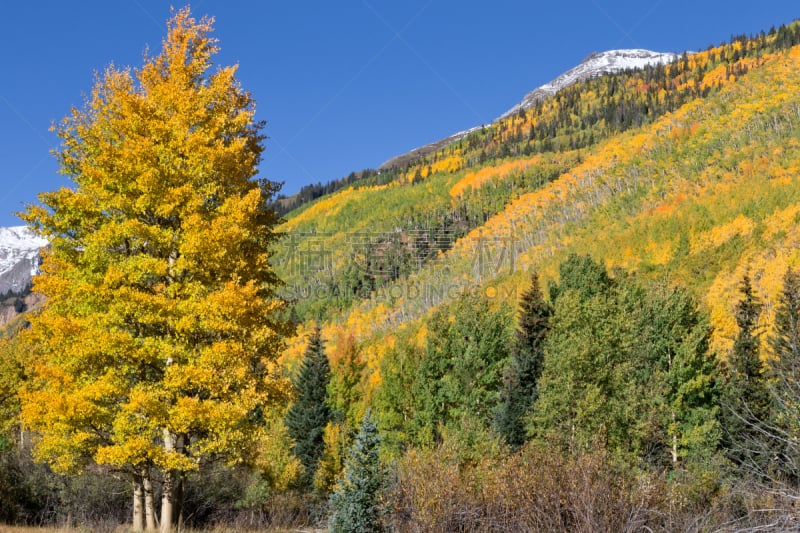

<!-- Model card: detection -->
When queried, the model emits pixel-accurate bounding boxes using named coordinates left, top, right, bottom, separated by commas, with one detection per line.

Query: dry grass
left=0, top=527, right=325, bottom=533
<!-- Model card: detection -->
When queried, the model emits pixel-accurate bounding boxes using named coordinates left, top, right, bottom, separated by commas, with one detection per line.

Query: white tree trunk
left=160, top=430, right=175, bottom=533
left=671, top=411, right=679, bottom=465
left=132, top=478, right=144, bottom=531
left=143, top=470, right=156, bottom=531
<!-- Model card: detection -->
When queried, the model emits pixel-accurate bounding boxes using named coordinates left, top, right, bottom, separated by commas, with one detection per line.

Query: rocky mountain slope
left=0, top=226, right=47, bottom=296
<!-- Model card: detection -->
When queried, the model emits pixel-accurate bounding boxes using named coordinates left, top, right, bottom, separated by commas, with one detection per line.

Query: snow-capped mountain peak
left=499, top=49, right=680, bottom=120
left=381, top=48, right=680, bottom=169
left=0, top=226, right=49, bottom=295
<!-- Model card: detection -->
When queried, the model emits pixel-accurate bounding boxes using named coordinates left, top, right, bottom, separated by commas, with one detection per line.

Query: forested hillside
left=270, top=21, right=800, bottom=530
left=4, top=12, right=800, bottom=532
left=276, top=22, right=800, bottom=351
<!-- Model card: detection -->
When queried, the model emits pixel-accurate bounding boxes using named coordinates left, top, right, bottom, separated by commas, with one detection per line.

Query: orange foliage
left=449, top=156, right=541, bottom=198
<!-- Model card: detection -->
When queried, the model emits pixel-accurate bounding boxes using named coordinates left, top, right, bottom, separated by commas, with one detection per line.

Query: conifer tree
left=18, top=8, right=288, bottom=531
left=495, top=272, right=551, bottom=448
left=767, top=268, right=800, bottom=482
left=770, top=269, right=800, bottom=375
left=328, top=409, right=383, bottom=533
left=548, top=253, right=612, bottom=303
left=285, top=327, right=331, bottom=487
left=720, top=273, right=770, bottom=471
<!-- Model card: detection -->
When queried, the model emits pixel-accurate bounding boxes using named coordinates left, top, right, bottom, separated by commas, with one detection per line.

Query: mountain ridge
left=379, top=48, right=679, bottom=170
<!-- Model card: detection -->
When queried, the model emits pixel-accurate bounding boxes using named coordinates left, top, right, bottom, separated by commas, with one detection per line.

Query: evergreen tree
left=285, top=327, right=331, bottom=487
left=495, top=272, right=551, bottom=448
left=770, top=269, right=800, bottom=374
left=548, top=253, right=612, bottom=303
left=328, top=409, right=383, bottom=533
left=410, top=292, right=511, bottom=445
left=720, top=273, right=770, bottom=471
left=767, top=268, right=800, bottom=483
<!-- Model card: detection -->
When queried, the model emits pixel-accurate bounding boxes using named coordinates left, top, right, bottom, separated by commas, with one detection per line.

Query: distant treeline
left=269, top=167, right=403, bottom=217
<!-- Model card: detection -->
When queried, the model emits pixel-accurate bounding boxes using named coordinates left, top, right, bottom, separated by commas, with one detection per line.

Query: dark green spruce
left=285, top=327, right=332, bottom=487
left=495, top=272, right=551, bottom=448
left=767, top=268, right=800, bottom=484
left=720, top=273, right=771, bottom=472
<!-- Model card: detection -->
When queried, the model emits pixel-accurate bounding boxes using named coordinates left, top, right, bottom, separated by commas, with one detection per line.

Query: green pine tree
left=767, top=268, right=800, bottom=483
left=285, top=327, right=332, bottom=487
left=548, top=253, right=613, bottom=303
left=328, top=409, right=383, bottom=533
left=410, top=292, right=511, bottom=446
left=495, top=272, right=551, bottom=448
left=770, top=269, right=800, bottom=374
left=720, top=273, right=770, bottom=471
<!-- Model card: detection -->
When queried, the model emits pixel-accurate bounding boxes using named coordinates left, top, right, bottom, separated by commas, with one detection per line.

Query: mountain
left=0, top=226, right=47, bottom=296
left=497, top=49, right=680, bottom=120
left=275, top=22, right=800, bottom=368
left=379, top=49, right=679, bottom=170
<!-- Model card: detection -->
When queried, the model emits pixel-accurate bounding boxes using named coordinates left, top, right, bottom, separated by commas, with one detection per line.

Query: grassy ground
left=0, top=528, right=325, bottom=533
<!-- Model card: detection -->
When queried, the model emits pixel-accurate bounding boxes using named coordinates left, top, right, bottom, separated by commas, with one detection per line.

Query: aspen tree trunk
left=671, top=411, right=679, bottom=465
left=160, top=430, right=175, bottom=533
left=133, top=477, right=144, bottom=531
left=160, top=471, right=174, bottom=533
left=143, top=470, right=156, bottom=531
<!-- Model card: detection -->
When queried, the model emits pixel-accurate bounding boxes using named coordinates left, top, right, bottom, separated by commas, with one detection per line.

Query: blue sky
left=0, top=1, right=797, bottom=227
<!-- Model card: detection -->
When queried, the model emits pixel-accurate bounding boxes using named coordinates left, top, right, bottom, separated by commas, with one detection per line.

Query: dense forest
left=3, top=7, right=800, bottom=533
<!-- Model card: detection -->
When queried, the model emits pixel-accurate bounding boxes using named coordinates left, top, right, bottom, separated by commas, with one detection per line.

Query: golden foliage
left=449, top=156, right=541, bottom=198
left=19, top=7, right=289, bottom=477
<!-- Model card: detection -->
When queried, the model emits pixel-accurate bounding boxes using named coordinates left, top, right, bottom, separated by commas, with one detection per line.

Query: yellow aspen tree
left=19, top=7, right=290, bottom=532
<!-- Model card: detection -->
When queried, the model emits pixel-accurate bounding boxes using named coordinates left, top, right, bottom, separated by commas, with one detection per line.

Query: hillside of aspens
left=278, top=24, right=800, bottom=383
left=207, top=23, right=800, bottom=528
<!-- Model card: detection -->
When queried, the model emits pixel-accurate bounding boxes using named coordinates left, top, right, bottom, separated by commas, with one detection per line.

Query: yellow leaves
left=450, top=156, right=540, bottom=198
left=96, top=435, right=157, bottom=468
left=16, top=5, right=289, bottom=479
left=430, top=155, right=465, bottom=175
left=281, top=184, right=390, bottom=232
left=403, top=155, right=465, bottom=182
left=705, top=256, right=775, bottom=357
left=701, top=64, right=728, bottom=90
left=690, top=215, right=755, bottom=255
left=763, top=204, right=800, bottom=241
left=251, top=411, right=303, bottom=490
left=644, top=239, right=673, bottom=266
left=171, top=396, right=212, bottom=434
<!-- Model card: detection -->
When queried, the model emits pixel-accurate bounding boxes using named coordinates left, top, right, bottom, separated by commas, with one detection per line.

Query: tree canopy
left=18, top=7, right=289, bottom=531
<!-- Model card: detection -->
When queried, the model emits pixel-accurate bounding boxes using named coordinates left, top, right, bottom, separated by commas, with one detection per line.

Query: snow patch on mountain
left=380, top=49, right=680, bottom=169
left=499, top=49, right=680, bottom=119
left=0, top=226, right=49, bottom=295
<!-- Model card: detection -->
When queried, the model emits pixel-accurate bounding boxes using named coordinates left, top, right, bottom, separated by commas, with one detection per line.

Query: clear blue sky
left=0, top=1, right=797, bottom=227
